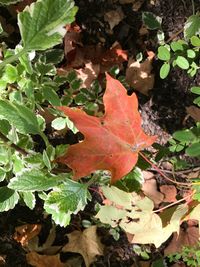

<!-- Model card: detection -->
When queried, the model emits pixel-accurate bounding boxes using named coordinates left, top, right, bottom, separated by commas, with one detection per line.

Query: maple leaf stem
left=139, top=152, right=191, bottom=187
left=153, top=191, right=194, bottom=213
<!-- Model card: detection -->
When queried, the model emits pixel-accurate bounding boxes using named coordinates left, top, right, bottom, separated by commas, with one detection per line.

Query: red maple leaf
left=57, top=74, right=156, bottom=183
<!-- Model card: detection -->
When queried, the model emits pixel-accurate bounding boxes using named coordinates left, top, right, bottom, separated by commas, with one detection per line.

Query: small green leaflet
left=18, top=0, right=78, bottom=51
left=160, top=62, right=170, bottom=79
left=0, top=100, right=41, bottom=135
left=96, top=186, right=188, bottom=247
left=142, top=12, right=162, bottom=30
left=184, top=14, right=200, bottom=39
left=44, top=179, right=90, bottom=227
left=8, top=169, right=64, bottom=191
left=21, top=192, right=36, bottom=210
left=0, top=187, right=19, bottom=212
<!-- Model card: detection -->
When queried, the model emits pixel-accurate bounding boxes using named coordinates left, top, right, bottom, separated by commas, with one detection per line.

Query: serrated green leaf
left=43, top=150, right=51, bottom=170
left=44, top=179, right=90, bottom=226
left=142, top=12, right=162, bottom=30
left=18, top=0, right=78, bottom=51
left=158, top=46, right=170, bottom=61
left=176, top=56, right=189, bottom=69
left=184, top=14, right=200, bottom=39
left=43, top=85, right=61, bottom=106
left=8, top=170, right=63, bottom=191
left=160, top=62, right=170, bottom=79
left=0, top=100, right=40, bottom=134
left=43, top=49, right=64, bottom=64
left=3, top=64, right=18, bottom=83
left=0, top=187, right=19, bottom=212
left=22, top=192, right=36, bottom=210
left=186, top=143, right=200, bottom=156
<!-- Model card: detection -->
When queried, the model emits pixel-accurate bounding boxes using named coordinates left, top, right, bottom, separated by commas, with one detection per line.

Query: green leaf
left=193, top=96, right=200, bottom=106
left=43, top=150, right=51, bottom=170
left=3, top=64, right=18, bottom=83
left=187, top=49, right=196, bottom=58
left=43, top=49, right=64, bottom=64
left=0, top=0, right=22, bottom=4
left=184, top=15, right=200, bottom=39
left=175, top=56, right=189, bottom=70
left=43, top=86, right=61, bottom=106
left=0, top=23, right=2, bottom=34
left=0, top=100, right=41, bottom=134
left=51, top=117, right=67, bottom=130
left=18, top=0, right=78, bottom=51
left=173, top=130, right=195, bottom=142
left=191, top=86, right=200, bottom=95
left=22, top=192, right=36, bottom=210
left=160, top=62, right=170, bottom=79
left=186, top=143, right=200, bottom=156
left=8, top=170, right=63, bottom=191
left=44, top=179, right=90, bottom=226
left=191, top=36, right=200, bottom=46
left=158, top=46, right=170, bottom=61
left=170, top=41, right=184, bottom=52
left=142, top=12, right=162, bottom=30
left=0, top=187, right=19, bottom=212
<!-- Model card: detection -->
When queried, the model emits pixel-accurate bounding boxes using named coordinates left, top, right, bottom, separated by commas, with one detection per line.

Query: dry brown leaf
left=27, top=225, right=62, bottom=255
left=131, top=261, right=150, bottom=267
left=164, top=226, right=199, bottom=255
left=186, top=106, right=200, bottom=122
left=104, top=8, right=124, bottom=30
left=13, top=224, right=41, bottom=246
left=119, top=0, right=144, bottom=11
left=126, top=51, right=155, bottom=95
left=75, top=62, right=100, bottom=88
left=171, top=263, right=186, bottom=267
left=26, top=251, right=67, bottom=267
left=64, top=23, right=82, bottom=55
left=142, top=172, right=164, bottom=206
left=160, top=185, right=177, bottom=203
left=62, top=226, right=104, bottom=267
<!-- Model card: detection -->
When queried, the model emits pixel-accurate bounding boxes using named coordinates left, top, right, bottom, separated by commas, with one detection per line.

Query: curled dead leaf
left=13, top=224, right=41, bottom=246
left=186, top=105, right=200, bottom=122
left=126, top=51, right=155, bottom=95
left=164, top=225, right=199, bottom=255
left=104, top=8, right=124, bottom=30
left=26, top=251, right=66, bottom=267
left=142, top=172, right=164, bottom=206
left=160, top=185, right=177, bottom=203
left=62, top=226, right=104, bottom=267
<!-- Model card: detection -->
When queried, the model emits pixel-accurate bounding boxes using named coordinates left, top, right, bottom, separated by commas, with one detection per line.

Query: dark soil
left=1, top=0, right=200, bottom=266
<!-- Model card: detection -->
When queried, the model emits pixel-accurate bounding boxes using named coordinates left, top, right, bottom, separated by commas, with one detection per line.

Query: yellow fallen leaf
left=62, top=226, right=104, bottom=267
left=126, top=51, right=155, bottom=95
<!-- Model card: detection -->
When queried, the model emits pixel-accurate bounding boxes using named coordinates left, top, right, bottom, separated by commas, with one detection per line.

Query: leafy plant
left=156, top=12, right=200, bottom=79
left=167, top=242, right=200, bottom=266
